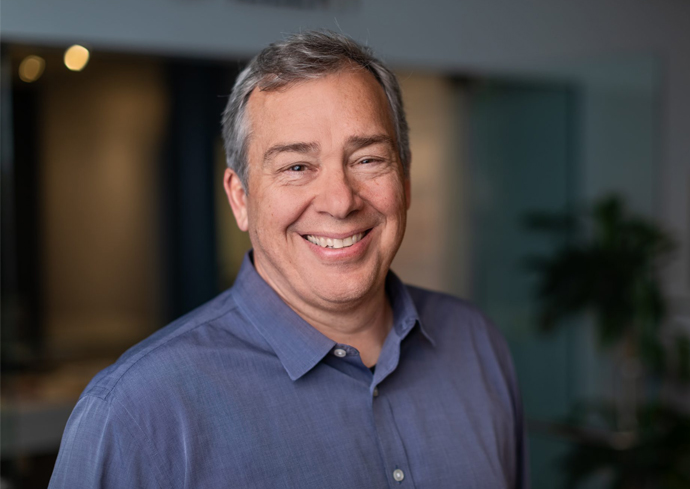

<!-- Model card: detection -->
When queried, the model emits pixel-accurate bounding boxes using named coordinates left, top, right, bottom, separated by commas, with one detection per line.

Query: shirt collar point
left=283, top=348, right=331, bottom=381
left=419, top=321, right=437, bottom=347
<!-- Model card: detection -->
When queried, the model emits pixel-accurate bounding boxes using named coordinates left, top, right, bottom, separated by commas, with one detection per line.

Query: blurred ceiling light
left=64, top=45, right=90, bottom=71
left=18, top=55, right=45, bottom=83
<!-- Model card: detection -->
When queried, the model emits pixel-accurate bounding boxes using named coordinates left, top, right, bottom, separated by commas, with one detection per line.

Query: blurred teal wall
left=468, top=56, right=659, bottom=488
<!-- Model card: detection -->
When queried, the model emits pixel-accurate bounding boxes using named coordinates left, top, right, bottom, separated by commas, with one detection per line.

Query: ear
left=223, top=168, right=249, bottom=232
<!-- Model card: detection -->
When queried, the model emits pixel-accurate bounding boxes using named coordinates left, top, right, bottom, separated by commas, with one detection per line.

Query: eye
left=359, top=158, right=379, bottom=165
left=287, top=164, right=306, bottom=172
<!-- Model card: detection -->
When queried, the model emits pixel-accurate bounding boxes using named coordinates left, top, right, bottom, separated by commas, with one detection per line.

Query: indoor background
left=1, top=1, right=689, bottom=488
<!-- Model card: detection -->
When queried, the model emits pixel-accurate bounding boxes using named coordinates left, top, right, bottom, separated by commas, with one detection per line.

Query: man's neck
left=302, top=290, right=393, bottom=368
left=292, top=288, right=392, bottom=368
left=260, top=271, right=393, bottom=368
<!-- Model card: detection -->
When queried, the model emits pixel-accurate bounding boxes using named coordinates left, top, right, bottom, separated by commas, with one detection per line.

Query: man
left=50, top=31, right=528, bottom=488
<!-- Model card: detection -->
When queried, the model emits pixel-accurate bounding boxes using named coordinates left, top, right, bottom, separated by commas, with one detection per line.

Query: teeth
left=306, top=232, right=365, bottom=249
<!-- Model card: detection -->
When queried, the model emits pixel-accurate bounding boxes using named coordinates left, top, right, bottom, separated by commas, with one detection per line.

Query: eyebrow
left=263, top=142, right=320, bottom=164
left=262, top=134, right=395, bottom=165
left=345, top=134, right=395, bottom=152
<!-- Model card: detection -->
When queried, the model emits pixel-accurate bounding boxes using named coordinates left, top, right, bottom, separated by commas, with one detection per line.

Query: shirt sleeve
left=503, top=340, right=531, bottom=489
left=501, top=336, right=531, bottom=489
left=49, top=395, right=170, bottom=489
left=514, top=386, right=531, bottom=489
left=481, top=312, right=531, bottom=489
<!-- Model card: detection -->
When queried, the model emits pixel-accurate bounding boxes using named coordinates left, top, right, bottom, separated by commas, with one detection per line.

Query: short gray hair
left=221, top=30, right=410, bottom=188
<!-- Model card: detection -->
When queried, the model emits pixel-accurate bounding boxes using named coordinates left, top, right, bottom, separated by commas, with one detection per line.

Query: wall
left=2, top=0, right=688, bottom=312
left=40, top=55, right=167, bottom=359
left=392, top=73, right=469, bottom=296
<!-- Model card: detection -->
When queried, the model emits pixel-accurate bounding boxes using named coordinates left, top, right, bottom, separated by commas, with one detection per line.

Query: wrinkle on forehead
left=245, top=69, right=397, bottom=178
left=247, top=68, right=392, bottom=129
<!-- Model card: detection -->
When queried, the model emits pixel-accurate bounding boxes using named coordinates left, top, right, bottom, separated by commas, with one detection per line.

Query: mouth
left=302, top=229, right=371, bottom=249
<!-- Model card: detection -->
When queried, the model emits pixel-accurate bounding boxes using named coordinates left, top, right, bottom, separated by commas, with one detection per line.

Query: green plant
left=526, top=195, right=687, bottom=380
left=562, top=403, right=690, bottom=489
left=525, top=194, right=690, bottom=488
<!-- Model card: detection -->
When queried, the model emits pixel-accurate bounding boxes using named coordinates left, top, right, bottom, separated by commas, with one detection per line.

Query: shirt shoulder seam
left=91, top=303, right=239, bottom=401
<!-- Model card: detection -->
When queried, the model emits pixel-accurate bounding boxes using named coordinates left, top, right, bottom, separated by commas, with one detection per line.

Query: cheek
left=363, top=179, right=408, bottom=218
left=248, top=188, right=309, bottom=236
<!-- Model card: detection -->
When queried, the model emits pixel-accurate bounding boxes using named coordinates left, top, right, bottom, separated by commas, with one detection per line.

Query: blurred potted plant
left=525, top=195, right=690, bottom=488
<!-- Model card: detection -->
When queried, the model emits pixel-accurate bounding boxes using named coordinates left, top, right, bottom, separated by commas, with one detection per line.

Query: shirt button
left=393, top=469, right=405, bottom=482
left=333, top=348, right=347, bottom=358
left=373, top=387, right=379, bottom=397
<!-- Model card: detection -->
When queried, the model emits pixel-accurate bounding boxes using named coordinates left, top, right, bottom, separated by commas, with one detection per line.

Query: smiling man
left=225, top=64, right=409, bottom=368
left=50, top=32, right=528, bottom=489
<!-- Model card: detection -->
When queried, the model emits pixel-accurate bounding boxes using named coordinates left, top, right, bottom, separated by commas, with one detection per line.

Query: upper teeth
left=306, top=232, right=365, bottom=249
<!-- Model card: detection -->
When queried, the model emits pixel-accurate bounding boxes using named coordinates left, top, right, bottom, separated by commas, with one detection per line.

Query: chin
left=310, top=272, right=380, bottom=306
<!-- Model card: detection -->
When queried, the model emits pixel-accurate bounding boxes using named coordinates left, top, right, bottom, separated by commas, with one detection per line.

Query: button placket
left=371, top=391, right=414, bottom=488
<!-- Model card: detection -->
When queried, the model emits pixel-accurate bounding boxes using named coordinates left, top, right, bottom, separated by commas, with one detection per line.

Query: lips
left=303, top=230, right=370, bottom=249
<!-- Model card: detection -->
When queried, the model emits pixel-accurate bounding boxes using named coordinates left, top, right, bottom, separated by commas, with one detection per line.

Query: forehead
left=244, top=69, right=395, bottom=154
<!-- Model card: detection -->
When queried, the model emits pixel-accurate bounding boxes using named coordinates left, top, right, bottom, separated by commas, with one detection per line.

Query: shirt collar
left=385, top=272, right=436, bottom=347
left=231, top=252, right=433, bottom=381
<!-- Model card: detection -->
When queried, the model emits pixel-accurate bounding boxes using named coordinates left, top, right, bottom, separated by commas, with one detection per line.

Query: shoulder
left=49, top=392, right=172, bottom=489
left=404, top=287, right=528, bottom=485
left=405, top=284, right=515, bottom=376
left=406, top=285, right=495, bottom=336
left=52, top=289, right=266, bottom=488
left=81, top=288, right=260, bottom=402
left=406, top=285, right=481, bottom=320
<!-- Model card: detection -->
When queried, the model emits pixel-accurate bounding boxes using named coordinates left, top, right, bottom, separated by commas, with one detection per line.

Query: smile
left=304, top=231, right=369, bottom=249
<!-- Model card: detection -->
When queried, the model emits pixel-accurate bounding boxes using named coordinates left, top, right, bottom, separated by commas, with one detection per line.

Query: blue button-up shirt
left=50, top=253, right=528, bottom=488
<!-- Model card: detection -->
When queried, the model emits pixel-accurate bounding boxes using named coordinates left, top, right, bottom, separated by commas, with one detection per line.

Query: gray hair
left=221, top=30, right=410, bottom=189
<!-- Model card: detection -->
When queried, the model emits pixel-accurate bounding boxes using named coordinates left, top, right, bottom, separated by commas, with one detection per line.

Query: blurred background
left=1, top=1, right=689, bottom=487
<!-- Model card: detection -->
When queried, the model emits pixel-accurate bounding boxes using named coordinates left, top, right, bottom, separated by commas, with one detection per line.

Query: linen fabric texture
left=49, top=253, right=528, bottom=489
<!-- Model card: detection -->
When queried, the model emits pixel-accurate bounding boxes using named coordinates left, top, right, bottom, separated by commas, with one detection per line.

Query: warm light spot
left=18, top=55, right=45, bottom=83
left=64, top=45, right=90, bottom=72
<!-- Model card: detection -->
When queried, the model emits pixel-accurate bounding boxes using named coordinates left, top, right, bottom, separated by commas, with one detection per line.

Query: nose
left=312, top=166, right=362, bottom=219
